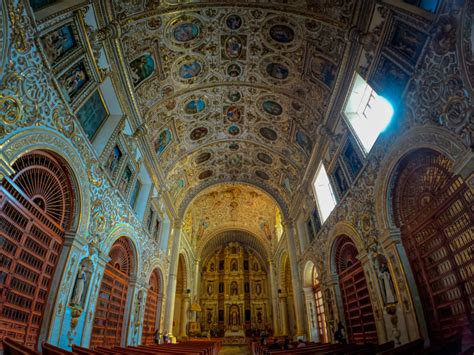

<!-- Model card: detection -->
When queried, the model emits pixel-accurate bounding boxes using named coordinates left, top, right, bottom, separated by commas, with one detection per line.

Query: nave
left=1, top=0, right=473, bottom=354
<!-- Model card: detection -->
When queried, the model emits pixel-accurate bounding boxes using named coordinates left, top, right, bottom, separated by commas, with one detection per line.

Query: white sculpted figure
left=379, top=262, right=396, bottom=304
left=72, top=265, right=87, bottom=306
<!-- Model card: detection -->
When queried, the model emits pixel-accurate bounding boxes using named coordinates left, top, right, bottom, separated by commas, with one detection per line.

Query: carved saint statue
left=378, top=262, right=397, bottom=304
left=71, top=265, right=87, bottom=306
left=231, top=260, right=238, bottom=271
left=231, top=282, right=238, bottom=295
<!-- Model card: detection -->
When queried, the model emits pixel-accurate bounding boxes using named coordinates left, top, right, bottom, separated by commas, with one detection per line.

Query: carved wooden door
left=142, top=270, right=160, bottom=345
left=0, top=152, right=74, bottom=349
left=336, top=236, right=378, bottom=344
left=393, top=149, right=473, bottom=347
left=90, top=238, right=132, bottom=348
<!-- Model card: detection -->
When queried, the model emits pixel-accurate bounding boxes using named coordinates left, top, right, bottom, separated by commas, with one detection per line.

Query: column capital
left=282, top=219, right=295, bottom=229
left=172, top=218, right=184, bottom=229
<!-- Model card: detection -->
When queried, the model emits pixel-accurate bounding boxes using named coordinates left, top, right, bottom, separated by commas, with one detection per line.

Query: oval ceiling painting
left=227, top=89, right=242, bottom=103
left=226, top=14, right=242, bottom=30
left=266, top=63, right=289, bottom=80
left=255, top=170, right=270, bottom=180
left=262, top=100, right=283, bottom=116
left=257, top=152, right=273, bottom=165
left=259, top=127, right=278, bottom=141
left=227, top=125, right=241, bottom=136
left=195, top=152, right=211, bottom=164
left=190, top=126, right=208, bottom=140
left=198, top=170, right=213, bottom=180
left=270, top=25, right=295, bottom=43
left=179, top=60, right=202, bottom=79
left=225, top=105, right=242, bottom=122
left=225, top=36, right=243, bottom=59
left=173, top=23, right=200, bottom=42
left=184, top=98, right=205, bottom=114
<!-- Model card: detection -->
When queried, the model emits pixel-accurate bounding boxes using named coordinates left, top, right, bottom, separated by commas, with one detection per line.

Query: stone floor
left=219, top=344, right=251, bottom=354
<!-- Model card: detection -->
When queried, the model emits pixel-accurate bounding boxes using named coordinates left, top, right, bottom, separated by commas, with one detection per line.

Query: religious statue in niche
left=70, top=259, right=92, bottom=308
left=134, top=289, right=145, bottom=329
left=207, top=310, right=213, bottom=324
left=210, top=263, right=215, bottom=272
left=255, top=283, right=262, bottom=296
left=253, top=262, right=259, bottom=271
left=207, top=283, right=213, bottom=295
left=257, top=310, right=263, bottom=324
left=376, top=256, right=397, bottom=304
left=230, top=281, right=238, bottom=295
left=231, top=259, right=238, bottom=271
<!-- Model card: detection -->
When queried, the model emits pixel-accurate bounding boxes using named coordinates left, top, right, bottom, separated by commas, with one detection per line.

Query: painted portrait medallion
left=266, top=63, right=289, bottom=80
left=225, top=105, right=242, bottom=122
left=255, top=170, right=270, bottom=180
left=198, top=170, right=213, bottom=180
left=130, top=52, right=156, bottom=87
left=259, top=127, right=278, bottom=141
left=227, top=89, right=242, bottom=102
left=269, top=25, right=295, bottom=43
left=173, top=22, right=200, bottom=42
left=226, top=14, right=242, bottom=30
left=195, top=152, right=211, bottom=164
left=227, top=63, right=242, bottom=78
left=257, top=152, right=273, bottom=165
left=229, top=143, right=240, bottom=151
left=185, top=98, right=205, bottom=114
left=224, top=36, right=243, bottom=59
left=227, top=125, right=241, bottom=136
left=190, top=126, right=208, bottom=140
left=262, top=100, right=283, bottom=116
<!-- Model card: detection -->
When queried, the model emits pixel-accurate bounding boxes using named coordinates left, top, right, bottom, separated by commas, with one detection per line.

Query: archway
left=334, top=236, right=378, bottom=344
left=172, top=254, right=187, bottom=336
left=303, top=261, right=328, bottom=343
left=0, top=151, right=77, bottom=349
left=90, top=237, right=134, bottom=348
left=391, top=148, right=473, bottom=350
left=142, top=268, right=163, bottom=345
left=279, top=256, right=296, bottom=337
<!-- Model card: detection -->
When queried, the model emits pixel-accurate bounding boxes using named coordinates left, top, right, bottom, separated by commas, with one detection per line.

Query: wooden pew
left=71, top=345, right=97, bottom=354
left=1, top=337, right=39, bottom=355
left=377, top=339, right=424, bottom=355
left=42, top=342, right=76, bottom=355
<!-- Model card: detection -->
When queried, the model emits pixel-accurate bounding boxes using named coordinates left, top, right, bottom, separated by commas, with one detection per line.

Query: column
left=303, top=287, right=319, bottom=342
left=279, top=295, right=289, bottom=335
left=267, top=259, right=280, bottom=335
left=180, top=296, right=190, bottom=336
left=283, top=220, right=306, bottom=337
left=163, top=219, right=183, bottom=337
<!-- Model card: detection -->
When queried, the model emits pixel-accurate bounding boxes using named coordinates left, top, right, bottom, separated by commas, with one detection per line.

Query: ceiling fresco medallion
left=255, top=170, right=270, bottom=180
left=224, top=105, right=243, bottom=123
left=198, top=170, right=214, bottom=180
left=129, top=51, right=157, bottom=88
left=196, top=152, right=212, bottom=164
left=226, top=63, right=242, bottom=78
left=226, top=14, right=243, bottom=30
left=190, top=126, right=209, bottom=141
left=270, top=24, right=295, bottom=43
left=227, top=89, right=242, bottom=103
left=222, top=35, right=246, bottom=60
left=227, top=124, right=241, bottom=136
left=259, top=127, right=278, bottom=141
left=174, top=55, right=206, bottom=84
left=166, top=15, right=205, bottom=49
left=184, top=97, right=206, bottom=115
left=257, top=152, right=273, bottom=165
left=262, top=100, right=283, bottom=117
left=262, top=16, right=301, bottom=51
left=229, top=142, right=240, bottom=151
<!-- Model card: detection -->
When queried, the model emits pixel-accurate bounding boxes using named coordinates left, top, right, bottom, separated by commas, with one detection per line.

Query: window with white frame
left=313, top=163, right=337, bottom=223
left=344, top=73, right=394, bottom=153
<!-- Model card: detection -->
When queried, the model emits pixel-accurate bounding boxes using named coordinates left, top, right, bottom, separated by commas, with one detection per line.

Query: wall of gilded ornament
left=107, top=1, right=361, bottom=212
left=0, top=0, right=168, bottom=349
left=298, top=0, right=473, bottom=345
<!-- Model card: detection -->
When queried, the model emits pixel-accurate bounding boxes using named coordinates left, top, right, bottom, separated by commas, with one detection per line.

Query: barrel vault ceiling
left=108, top=0, right=362, bottom=219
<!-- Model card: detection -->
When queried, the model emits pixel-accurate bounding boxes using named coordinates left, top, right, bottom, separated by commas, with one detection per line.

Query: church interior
left=0, top=0, right=473, bottom=354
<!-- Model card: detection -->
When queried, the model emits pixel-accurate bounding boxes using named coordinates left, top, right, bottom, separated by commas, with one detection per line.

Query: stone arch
left=374, top=126, right=468, bottom=231
left=303, top=260, right=315, bottom=288
left=2, top=128, right=92, bottom=237
left=101, top=224, right=143, bottom=277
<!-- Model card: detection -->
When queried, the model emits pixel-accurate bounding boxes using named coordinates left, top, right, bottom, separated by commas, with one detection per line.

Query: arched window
left=335, top=236, right=378, bottom=344
left=90, top=237, right=133, bottom=348
left=142, top=269, right=161, bottom=345
left=392, top=149, right=473, bottom=347
left=312, top=267, right=328, bottom=343
left=0, top=151, right=75, bottom=349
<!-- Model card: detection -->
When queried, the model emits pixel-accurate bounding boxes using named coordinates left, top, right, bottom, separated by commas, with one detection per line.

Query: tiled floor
left=219, top=345, right=251, bottom=354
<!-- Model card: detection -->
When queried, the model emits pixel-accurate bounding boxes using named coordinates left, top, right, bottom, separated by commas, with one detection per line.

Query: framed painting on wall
left=58, top=59, right=90, bottom=102
left=386, top=19, right=428, bottom=66
left=76, top=90, right=109, bottom=140
left=41, top=21, right=79, bottom=64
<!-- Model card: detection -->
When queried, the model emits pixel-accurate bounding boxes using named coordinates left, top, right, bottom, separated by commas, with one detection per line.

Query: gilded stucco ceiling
left=112, top=0, right=360, bottom=213
left=183, top=184, right=282, bottom=244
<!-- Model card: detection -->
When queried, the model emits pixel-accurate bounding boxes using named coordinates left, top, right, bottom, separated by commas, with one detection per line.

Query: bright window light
left=313, top=164, right=337, bottom=223
left=344, top=74, right=394, bottom=153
